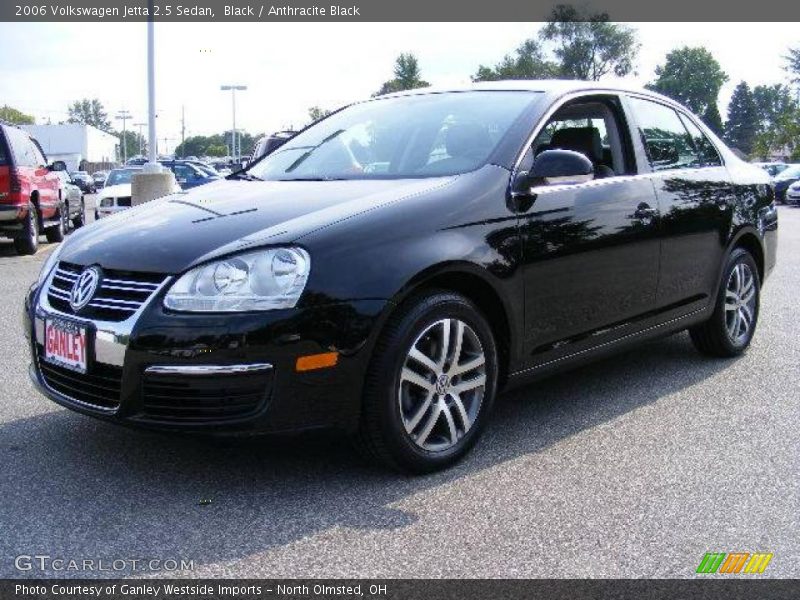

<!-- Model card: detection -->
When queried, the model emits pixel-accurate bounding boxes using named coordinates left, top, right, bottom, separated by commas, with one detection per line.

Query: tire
left=45, top=205, right=67, bottom=243
left=358, top=291, right=499, bottom=473
left=689, top=247, right=760, bottom=357
left=72, top=200, right=85, bottom=228
left=14, top=204, right=39, bottom=255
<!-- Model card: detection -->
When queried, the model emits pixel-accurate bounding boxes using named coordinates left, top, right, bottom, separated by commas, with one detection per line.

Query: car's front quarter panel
left=297, top=165, right=525, bottom=369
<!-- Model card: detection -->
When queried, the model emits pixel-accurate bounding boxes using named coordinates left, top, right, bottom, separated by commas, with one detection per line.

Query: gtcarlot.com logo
left=696, top=552, right=773, bottom=574
left=14, top=555, right=195, bottom=573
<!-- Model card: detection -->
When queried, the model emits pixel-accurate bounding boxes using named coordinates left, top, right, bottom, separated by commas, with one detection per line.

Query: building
left=20, top=123, right=118, bottom=172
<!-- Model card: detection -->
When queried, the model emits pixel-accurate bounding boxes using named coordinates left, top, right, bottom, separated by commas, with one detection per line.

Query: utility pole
left=161, top=137, right=174, bottom=156
left=220, top=84, right=247, bottom=161
left=133, top=122, right=146, bottom=155
left=116, top=109, right=132, bottom=164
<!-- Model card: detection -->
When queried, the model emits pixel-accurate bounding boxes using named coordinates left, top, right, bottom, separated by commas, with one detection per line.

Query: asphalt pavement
left=0, top=198, right=797, bottom=578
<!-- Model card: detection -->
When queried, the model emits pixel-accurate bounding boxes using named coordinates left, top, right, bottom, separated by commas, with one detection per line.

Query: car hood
left=61, top=176, right=457, bottom=273
left=98, top=183, right=132, bottom=198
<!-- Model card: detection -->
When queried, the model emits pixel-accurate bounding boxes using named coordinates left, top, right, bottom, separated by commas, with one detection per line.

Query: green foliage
left=702, top=103, right=724, bottom=137
left=541, top=5, right=639, bottom=80
left=785, top=46, right=800, bottom=83
left=473, top=5, right=638, bottom=82
left=174, top=130, right=261, bottom=158
left=647, top=47, right=728, bottom=116
left=0, top=105, right=34, bottom=125
left=725, top=81, right=759, bottom=155
left=117, top=129, right=144, bottom=161
left=374, top=53, right=430, bottom=96
left=473, top=40, right=559, bottom=81
left=308, top=106, right=332, bottom=122
left=750, top=84, right=800, bottom=160
left=67, top=98, right=111, bottom=131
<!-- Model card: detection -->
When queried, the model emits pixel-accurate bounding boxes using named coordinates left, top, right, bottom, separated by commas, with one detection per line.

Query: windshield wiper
left=227, top=171, right=263, bottom=181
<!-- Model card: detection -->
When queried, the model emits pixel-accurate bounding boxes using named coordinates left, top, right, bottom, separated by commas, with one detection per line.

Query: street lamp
left=220, top=84, right=247, bottom=162
left=116, top=110, right=132, bottom=164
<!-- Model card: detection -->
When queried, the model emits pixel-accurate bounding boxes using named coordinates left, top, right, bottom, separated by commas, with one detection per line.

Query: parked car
left=160, top=160, right=220, bottom=190
left=92, top=170, right=108, bottom=189
left=251, top=131, right=296, bottom=163
left=786, top=180, right=800, bottom=206
left=69, top=171, right=96, bottom=194
left=772, top=164, right=800, bottom=204
left=94, top=166, right=180, bottom=220
left=753, top=161, right=789, bottom=178
left=0, top=121, right=67, bottom=254
left=25, top=81, right=777, bottom=472
left=54, top=171, right=85, bottom=228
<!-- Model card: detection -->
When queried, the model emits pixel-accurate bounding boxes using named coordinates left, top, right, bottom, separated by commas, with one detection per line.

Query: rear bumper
left=0, top=204, right=27, bottom=235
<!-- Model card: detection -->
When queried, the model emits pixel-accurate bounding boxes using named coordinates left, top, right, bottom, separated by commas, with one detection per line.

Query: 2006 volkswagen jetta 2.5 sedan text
left=25, top=81, right=778, bottom=473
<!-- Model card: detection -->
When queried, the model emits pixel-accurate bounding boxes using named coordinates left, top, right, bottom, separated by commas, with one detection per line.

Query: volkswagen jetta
left=25, top=81, right=778, bottom=472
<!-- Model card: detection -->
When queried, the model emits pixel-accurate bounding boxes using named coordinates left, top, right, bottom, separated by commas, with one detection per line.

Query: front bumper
left=26, top=278, right=387, bottom=434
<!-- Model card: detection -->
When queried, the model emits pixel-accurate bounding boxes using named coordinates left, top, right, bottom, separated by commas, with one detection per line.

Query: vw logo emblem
left=69, top=266, right=101, bottom=312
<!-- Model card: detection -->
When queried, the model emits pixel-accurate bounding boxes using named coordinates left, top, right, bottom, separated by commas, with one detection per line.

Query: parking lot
left=0, top=203, right=797, bottom=579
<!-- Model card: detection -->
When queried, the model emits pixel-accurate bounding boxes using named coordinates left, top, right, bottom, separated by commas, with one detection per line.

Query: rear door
left=519, top=93, right=662, bottom=364
left=624, top=95, right=732, bottom=315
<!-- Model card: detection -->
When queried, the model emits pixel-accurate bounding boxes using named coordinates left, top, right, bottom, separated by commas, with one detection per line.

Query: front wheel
left=45, top=205, right=67, bottom=243
left=72, top=200, right=85, bottom=228
left=690, top=248, right=760, bottom=357
left=358, top=291, right=498, bottom=473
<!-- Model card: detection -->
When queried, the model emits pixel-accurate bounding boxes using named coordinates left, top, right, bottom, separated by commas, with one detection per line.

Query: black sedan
left=69, top=171, right=96, bottom=194
left=25, top=81, right=777, bottom=473
left=772, top=163, right=800, bottom=204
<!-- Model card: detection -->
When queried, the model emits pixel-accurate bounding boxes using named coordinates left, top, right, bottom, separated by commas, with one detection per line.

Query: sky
left=0, top=22, right=796, bottom=153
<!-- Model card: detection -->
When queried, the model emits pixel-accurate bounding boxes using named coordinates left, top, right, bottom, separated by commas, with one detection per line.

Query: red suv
left=0, top=121, right=66, bottom=254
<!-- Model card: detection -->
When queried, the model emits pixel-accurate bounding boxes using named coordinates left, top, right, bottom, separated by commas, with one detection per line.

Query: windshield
left=776, top=164, right=800, bottom=180
left=247, top=91, right=541, bottom=181
left=105, top=169, right=140, bottom=186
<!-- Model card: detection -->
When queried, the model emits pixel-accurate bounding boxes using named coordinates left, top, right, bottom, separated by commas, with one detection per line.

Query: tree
left=117, top=130, right=144, bottom=161
left=473, top=40, right=558, bottom=81
left=541, top=4, right=639, bottom=80
left=0, top=105, right=34, bottom=125
left=702, top=103, right=724, bottom=138
left=308, top=106, right=332, bottom=122
left=785, top=46, right=800, bottom=84
left=374, top=53, right=430, bottom=96
left=67, top=98, right=111, bottom=131
left=647, top=47, right=728, bottom=125
left=725, top=82, right=759, bottom=155
left=751, top=84, right=799, bottom=160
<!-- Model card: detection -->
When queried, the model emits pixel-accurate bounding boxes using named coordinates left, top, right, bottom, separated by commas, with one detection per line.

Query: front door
left=518, top=94, right=662, bottom=364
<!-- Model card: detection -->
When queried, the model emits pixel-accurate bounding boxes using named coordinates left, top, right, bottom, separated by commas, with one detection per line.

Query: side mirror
left=49, top=160, right=67, bottom=172
left=528, top=149, right=594, bottom=187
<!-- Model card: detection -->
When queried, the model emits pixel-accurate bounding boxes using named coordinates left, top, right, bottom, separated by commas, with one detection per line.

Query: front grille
left=142, top=370, right=270, bottom=422
left=37, top=346, right=122, bottom=410
left=48, top=262, right=166, bottom=322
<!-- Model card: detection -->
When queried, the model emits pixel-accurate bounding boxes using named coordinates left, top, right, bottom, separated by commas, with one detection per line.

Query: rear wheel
left=14, top=204, right=39, bottom=255
left=358, top=291, right=498, bottom=473
left=690, top=248, right=760, bottom=357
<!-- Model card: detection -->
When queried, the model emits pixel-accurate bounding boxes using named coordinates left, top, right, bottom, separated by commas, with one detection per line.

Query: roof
left=376, top=79, right=681, bottom=108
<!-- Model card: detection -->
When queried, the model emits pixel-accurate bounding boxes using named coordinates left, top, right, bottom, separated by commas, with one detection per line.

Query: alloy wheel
left=398, top=318, right=486, bottom=452
left=724, top=262, right=757, bottom=345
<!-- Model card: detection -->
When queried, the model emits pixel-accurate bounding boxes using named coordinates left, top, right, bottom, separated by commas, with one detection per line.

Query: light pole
left=133, top=122, right=146, bottom=155
left=220, top=84, right=247, bottom=161
left=116, top=109, right=132, bottom=164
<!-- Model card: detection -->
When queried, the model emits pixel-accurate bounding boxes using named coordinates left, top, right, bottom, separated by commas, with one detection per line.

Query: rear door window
left=678, top=114, right=722, bottom=167
left=5, top=127, right=39, bottom=167
left=627, top=97, right=699, bottom=172
left=0, top=130, right=8, bottom=166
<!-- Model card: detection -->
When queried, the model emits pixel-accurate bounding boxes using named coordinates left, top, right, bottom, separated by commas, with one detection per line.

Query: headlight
left=163, top=247, right=310, bottom=312
left=37, top=243, right=64, bottom=287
